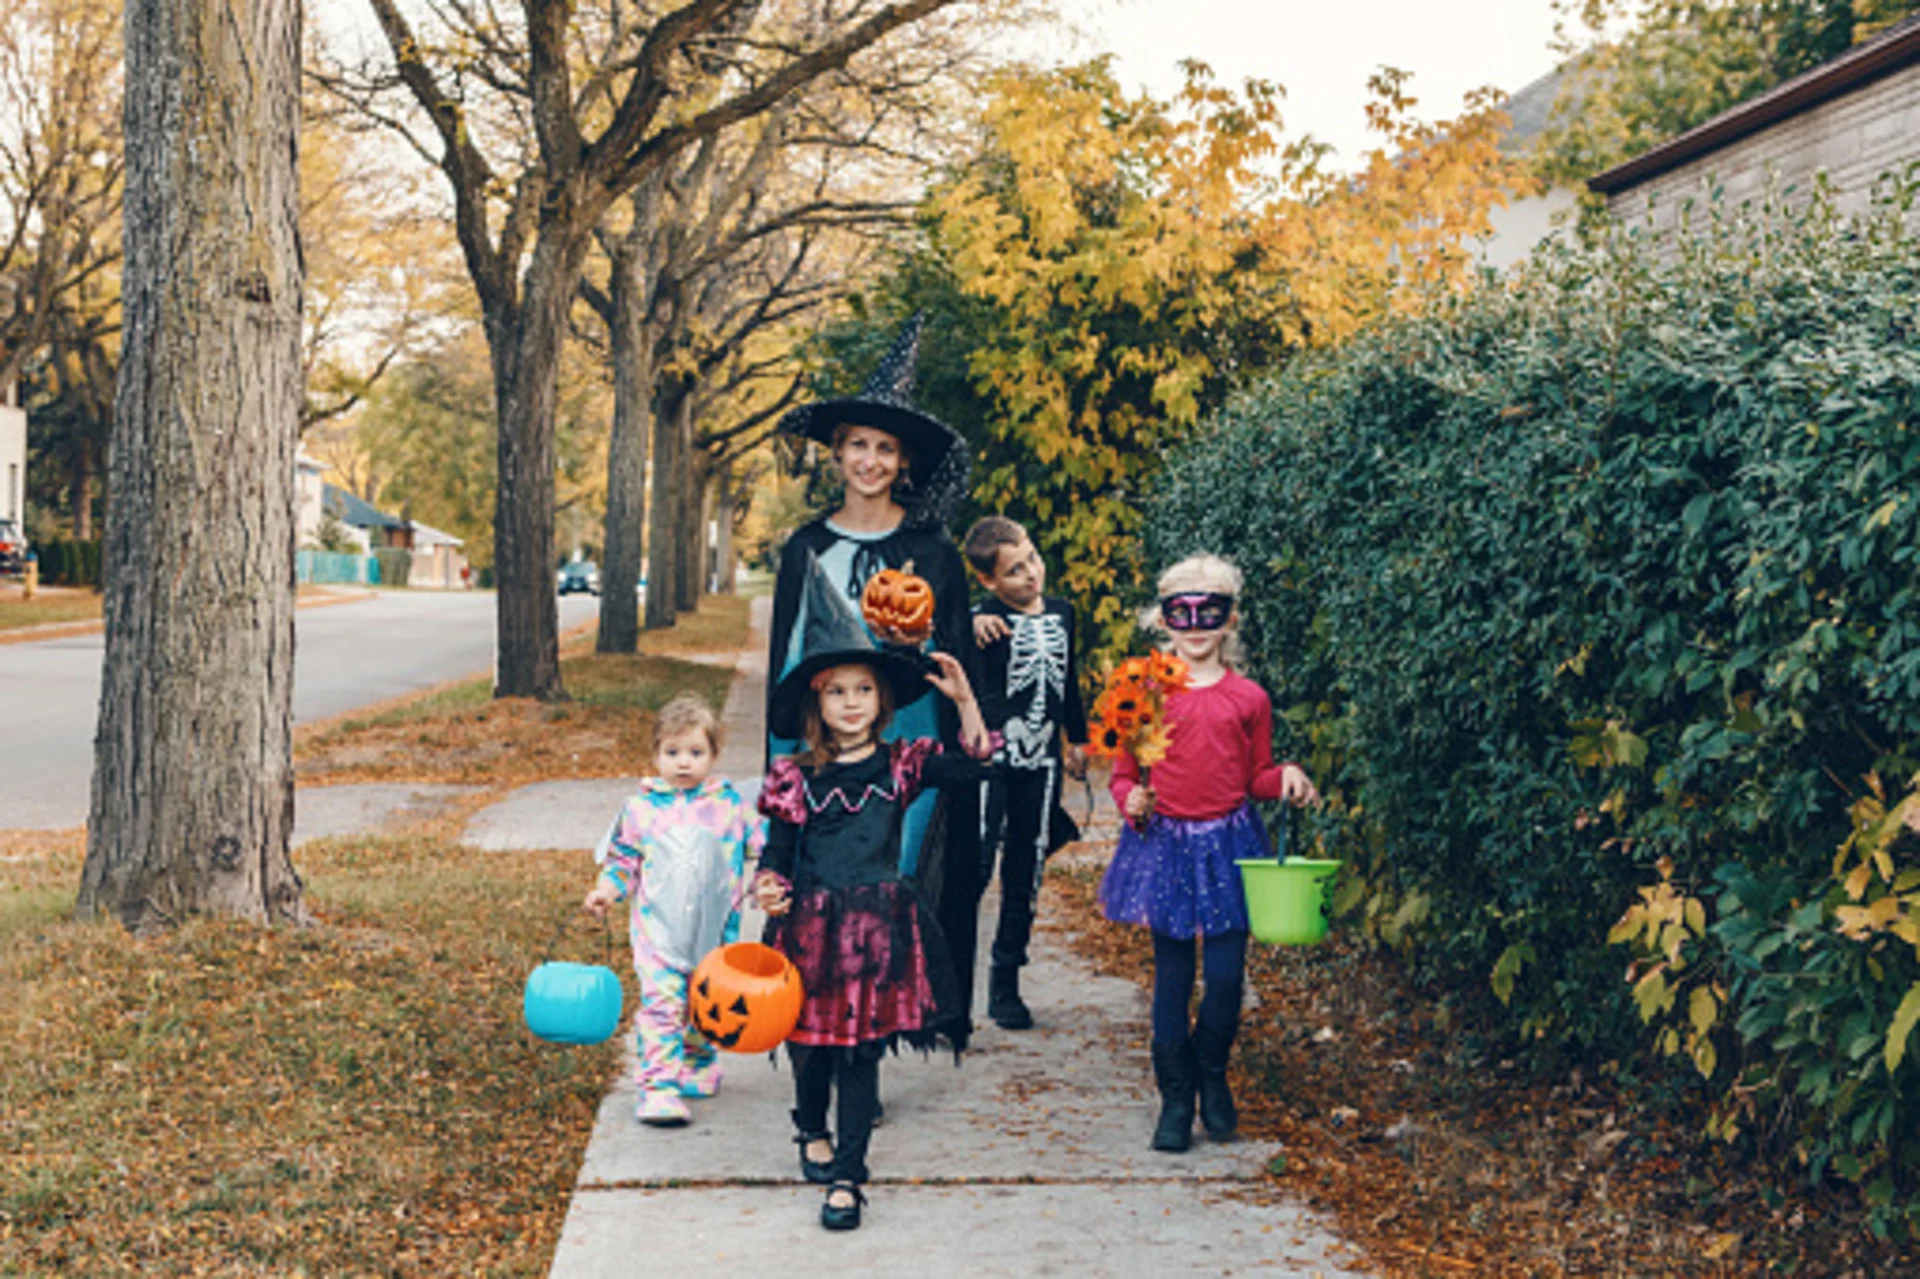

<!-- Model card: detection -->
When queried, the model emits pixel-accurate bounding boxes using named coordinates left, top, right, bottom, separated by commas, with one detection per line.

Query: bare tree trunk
left=712, top=461, right=736, bottom=595
left=675, top=411, right=705, bottom=613
left=644, top=372, right=688, bottom=630
left=487, top=231, right=584, bottom=699
left=81, top=0, right=305, bottom=930
left=596, top=234, right=648, bottom=654
left=71, top=447, right=93, bottom=541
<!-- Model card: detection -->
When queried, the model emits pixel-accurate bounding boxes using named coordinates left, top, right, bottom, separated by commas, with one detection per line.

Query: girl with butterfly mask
left=1098, top=553, right=1319, bottom=1154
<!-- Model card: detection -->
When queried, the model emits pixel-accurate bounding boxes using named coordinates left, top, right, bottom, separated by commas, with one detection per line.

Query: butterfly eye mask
left=1159, top=592, right=1234, bottom=632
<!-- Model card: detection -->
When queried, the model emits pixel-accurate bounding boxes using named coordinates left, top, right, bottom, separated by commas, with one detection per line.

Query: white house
left=406, top=519, right=469, bottom=588
left=1474, top=67, right=1581, bottom=271
left=294, top=449, right=326, bottom=548
left=0, top=379, right=25, bottom=529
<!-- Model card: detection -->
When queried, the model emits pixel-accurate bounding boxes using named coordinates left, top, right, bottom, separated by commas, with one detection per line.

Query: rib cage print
left=1003, top=613, right=1069, bottom=767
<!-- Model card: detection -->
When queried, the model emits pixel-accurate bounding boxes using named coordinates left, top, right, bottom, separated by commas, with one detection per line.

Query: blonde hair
left=653, top=693, right=721, bottom=753
left=1141, top=553, right=1247, bottom=670
left=796, top=661, right=896, bottom=769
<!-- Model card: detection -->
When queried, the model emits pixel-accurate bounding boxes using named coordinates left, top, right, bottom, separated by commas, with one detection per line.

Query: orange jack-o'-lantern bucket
left=690, top=942, right=806, bottom=1054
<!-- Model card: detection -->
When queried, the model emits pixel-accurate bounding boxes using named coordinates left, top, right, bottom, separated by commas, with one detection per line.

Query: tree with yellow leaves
left=920, top=60, right=1531, bottom=663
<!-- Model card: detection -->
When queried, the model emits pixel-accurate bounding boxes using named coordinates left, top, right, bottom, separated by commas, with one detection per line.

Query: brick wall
left=1607, top=61, right=1920, bottom=228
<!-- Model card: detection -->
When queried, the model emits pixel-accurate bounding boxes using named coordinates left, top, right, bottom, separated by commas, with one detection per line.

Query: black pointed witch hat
left=767, top=550, right=931, bottom=740
left=778, top=314, right=969, bottom=526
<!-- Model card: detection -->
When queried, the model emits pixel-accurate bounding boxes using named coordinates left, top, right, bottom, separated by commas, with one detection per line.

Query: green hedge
left=37, top=538, right=102, bottom=587
left=373, top=548, right=411, bottom=588
left=1148, top=180, right=1920, bottom=1205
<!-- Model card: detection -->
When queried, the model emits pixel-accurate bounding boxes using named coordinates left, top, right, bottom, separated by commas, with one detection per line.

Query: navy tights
left=1150, top=930, right=1247, bottom=1043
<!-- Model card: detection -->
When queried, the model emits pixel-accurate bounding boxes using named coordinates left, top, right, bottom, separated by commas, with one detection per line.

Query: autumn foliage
left=926, top=60, right=1531, bottom=665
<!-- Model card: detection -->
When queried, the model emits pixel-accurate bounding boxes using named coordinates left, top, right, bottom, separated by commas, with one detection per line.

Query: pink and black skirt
left=764, top=880, right=958, bottom=1049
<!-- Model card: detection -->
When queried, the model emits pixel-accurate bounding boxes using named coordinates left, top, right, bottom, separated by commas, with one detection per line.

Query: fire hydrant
left=23, top=551, right=37, bottom=599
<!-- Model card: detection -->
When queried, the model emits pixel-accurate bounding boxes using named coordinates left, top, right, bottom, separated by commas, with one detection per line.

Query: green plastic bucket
left=1237, top=857, right=1342, bottom=945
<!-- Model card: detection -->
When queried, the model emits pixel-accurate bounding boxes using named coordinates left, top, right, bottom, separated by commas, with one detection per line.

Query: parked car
left=557, top=561, right=601, bottom=595
left=0, top=518, right=26, bottom=575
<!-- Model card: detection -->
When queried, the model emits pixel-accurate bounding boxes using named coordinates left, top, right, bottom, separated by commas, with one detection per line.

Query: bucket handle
left=537, top=911, right=616, bottom=967
left=1270, top=800, right=1299, bottom=866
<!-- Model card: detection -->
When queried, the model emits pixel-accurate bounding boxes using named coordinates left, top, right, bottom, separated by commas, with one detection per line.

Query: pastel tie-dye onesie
left=593, top=777, right=765, bottom=1119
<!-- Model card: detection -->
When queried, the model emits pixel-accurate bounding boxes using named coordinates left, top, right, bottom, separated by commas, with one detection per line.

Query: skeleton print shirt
left=973, top=596, right=1089, bottom=771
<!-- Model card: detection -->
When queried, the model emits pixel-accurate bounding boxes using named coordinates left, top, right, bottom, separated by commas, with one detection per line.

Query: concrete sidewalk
left=547, top=596, right=1363, bottom=1277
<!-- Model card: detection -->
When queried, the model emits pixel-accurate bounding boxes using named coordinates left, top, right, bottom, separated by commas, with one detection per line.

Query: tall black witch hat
left=767, top=550, right=931, bottom=740
left=779, top=314, right=969, bottom=526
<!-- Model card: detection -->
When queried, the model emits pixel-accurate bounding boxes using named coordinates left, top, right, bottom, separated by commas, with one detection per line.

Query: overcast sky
left=314, top=1, right=1576, bottom=175
left=1058, top=0, right=1567, bottom=163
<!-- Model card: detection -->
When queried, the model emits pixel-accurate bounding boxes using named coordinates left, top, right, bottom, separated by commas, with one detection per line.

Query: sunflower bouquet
left=1087, top=651, right=1191, bottom=768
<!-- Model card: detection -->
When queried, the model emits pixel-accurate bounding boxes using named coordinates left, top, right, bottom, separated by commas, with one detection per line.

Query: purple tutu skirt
left=1099, top=804, right=1270, bottom=938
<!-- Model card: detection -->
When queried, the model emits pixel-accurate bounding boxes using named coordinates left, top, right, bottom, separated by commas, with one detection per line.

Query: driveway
left=0, top=591, right=600, bottom=830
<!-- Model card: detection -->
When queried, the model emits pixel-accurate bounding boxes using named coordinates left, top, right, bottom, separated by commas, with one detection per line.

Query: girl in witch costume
left=1100, top=554, right=1319, bottom=1153
left=767, top=315, right=990, bottom=1047
left=754, top=553, right=994, bottom=1231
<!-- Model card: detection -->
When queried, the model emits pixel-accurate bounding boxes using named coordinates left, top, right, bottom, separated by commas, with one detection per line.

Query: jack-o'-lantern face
left=862, top=562, right=935, bottom=641
left=690, top=943, right=805, bottom=1054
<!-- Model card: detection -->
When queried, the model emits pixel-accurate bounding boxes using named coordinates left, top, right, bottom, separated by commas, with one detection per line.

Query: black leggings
left=789, top=1042, right=885, bottom=1185
left=986, top=767, right=1056, bottom=969
left=1150, top=930, right=1247, bottom=1043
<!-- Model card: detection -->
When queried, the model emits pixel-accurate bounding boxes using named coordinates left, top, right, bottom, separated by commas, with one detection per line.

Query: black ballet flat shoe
left=793, top=1130, right=835, bottom=1185
left=820, top=1181, right=866, bottom=1231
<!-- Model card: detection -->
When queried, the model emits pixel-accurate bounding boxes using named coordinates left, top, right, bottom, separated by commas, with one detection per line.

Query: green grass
left=0, top=593, right=101, bottom=631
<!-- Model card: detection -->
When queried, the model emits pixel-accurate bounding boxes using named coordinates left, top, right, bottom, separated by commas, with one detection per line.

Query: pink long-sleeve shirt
left=1108, top=670, right=1293, bottom=820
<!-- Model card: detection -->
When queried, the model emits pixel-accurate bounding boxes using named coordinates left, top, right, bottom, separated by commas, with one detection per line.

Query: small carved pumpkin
left=523, top=961, right=624, bottom=1046
left=861, top=560, right=935, bottom=641
left=690, top=942, right=806, bottom=1054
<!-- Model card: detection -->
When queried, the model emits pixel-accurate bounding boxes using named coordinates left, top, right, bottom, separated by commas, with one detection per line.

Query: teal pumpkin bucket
left=1237, top=856, right=1341, bottom=945
left=523, top=960, right=625, bottom=1045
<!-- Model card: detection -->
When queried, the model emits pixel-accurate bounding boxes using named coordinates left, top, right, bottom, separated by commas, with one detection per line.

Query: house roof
left=1589, top=14, right=1920, bottom=195
left=1500, top=67, right=1571, bottom=153
left=322, top=483, right=405, bottom=530
left=407, top=519, right=464, bottom=548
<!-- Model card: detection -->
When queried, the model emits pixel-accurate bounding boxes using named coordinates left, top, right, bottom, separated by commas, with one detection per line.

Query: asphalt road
left=0, top=591, right=600, bottom=830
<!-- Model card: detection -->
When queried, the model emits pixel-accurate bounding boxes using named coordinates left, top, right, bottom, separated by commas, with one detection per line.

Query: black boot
left=987, top=964, right=1033, bottom=1030
left=1149, top=1039, right=1198, bottom=1153
left=1193, top=1022, right=1239, bottom=1141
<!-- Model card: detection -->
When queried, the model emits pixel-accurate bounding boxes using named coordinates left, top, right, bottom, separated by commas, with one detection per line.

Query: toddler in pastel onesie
left=584, top=694, right=765, bottom=1126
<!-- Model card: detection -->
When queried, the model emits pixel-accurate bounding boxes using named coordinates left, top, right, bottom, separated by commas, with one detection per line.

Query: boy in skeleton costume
left=584, top=696, right=764, bottom=1126
left=964, top=516, right=1089, bottom=1030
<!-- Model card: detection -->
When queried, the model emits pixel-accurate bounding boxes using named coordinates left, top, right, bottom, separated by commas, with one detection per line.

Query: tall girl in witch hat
left=754, top=552, right=993, bottom=1230
left=1099, top=554, right=1319, bottom=1153
left=766, top=315, right=990, bottom=1048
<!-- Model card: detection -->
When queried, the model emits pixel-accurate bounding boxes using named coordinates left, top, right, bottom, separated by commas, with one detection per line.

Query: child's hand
left=1280, top=764, right=1320, bottom=807
left=925, top=651, right=976, bottom=707
left=754, top=871, right=791, bottom=917
left=582, top=883, right=618, bottom=920
left=1124, top=784, right=1155, bottom=824
left=1064, top=744, right=1088, bottom=781
left=973, top=613, right=1010, bottom=647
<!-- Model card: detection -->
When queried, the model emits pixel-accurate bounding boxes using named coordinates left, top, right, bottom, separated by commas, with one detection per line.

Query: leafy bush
left=36, top=538, right=102, bottom=587
left=1147, top=177, right=1920, bottom=1167
left=373, top=548, right=411, bottom=588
